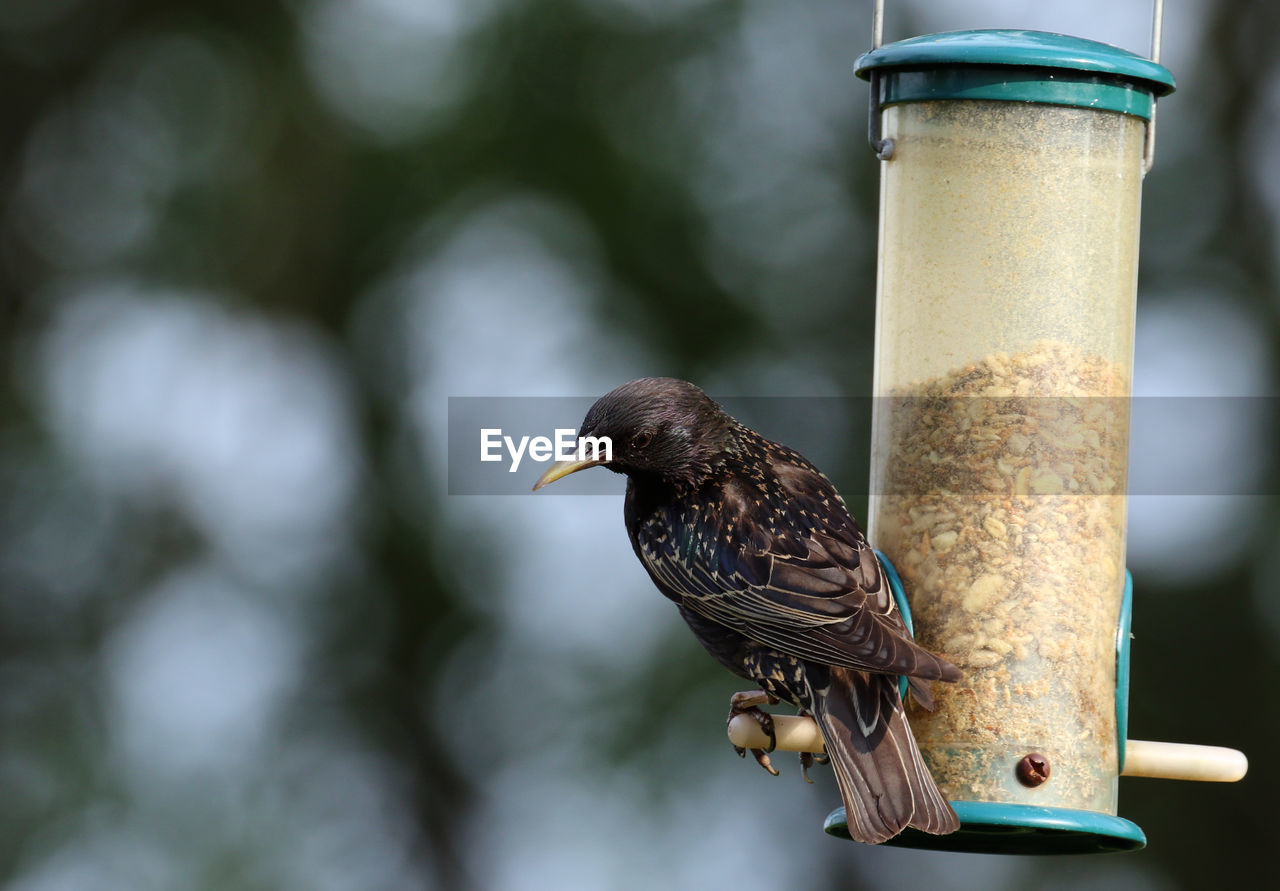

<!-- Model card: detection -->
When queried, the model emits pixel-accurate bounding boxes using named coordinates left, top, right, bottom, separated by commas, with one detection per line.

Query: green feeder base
left=823, top=801, right=1146, bottom=855
left=848, top=557, right=1142, bottom=855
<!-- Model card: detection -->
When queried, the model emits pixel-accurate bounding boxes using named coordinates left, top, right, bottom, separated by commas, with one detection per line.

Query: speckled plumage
left=544, top=378, right=960, bottom=844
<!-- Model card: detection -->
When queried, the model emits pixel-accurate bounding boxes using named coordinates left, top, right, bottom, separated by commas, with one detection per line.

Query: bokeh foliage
left=2, top=1, right=1278, bottom=888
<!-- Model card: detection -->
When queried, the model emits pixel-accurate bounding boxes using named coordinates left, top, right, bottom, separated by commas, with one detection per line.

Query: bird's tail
left=810, top=666, right=959, bottom=844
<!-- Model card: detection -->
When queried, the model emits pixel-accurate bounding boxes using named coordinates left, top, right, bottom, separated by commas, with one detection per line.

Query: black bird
left=533, top=377, right=960, bottom=844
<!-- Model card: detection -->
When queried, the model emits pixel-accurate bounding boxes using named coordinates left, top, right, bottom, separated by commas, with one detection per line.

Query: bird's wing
left=634, top=459, right=959, bottom=682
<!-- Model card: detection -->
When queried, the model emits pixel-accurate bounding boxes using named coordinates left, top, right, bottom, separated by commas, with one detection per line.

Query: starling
left=534, top=378, right=960, bottom=844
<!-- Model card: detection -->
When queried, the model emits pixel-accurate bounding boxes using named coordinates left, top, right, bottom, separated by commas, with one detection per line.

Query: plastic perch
left=727, top=715, right=1248, bottom=783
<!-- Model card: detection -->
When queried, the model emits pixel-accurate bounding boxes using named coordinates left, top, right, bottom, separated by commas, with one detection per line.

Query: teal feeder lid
left=855, top=30, right=1175, bottom=120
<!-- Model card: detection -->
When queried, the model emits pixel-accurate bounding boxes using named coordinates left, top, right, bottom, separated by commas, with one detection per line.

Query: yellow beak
left=532, top=458, right=605, bottom=492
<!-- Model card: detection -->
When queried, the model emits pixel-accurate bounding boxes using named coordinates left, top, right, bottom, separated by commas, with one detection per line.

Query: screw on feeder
left=1016, top=753, right=1051, bottom=788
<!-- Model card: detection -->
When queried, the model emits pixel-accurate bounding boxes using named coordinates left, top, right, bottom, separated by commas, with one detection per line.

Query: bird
left=533, top=377, right=960, bottom=844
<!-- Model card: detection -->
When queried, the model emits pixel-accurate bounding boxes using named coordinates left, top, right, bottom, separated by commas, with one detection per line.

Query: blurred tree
left=1, top=1, right=1277, bottom=889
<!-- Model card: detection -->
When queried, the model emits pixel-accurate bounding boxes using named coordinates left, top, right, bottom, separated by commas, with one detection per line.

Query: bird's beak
left=532, top=458, right=605, bottom=492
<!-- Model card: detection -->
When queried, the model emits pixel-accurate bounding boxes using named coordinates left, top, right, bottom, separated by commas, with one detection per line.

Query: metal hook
left=1143, top=0, right=1164, bottom=175
left=867, top=0, right=894, bottom=160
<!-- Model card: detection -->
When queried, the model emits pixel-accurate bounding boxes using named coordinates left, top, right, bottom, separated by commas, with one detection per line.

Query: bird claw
left=751, top=748, right=780, bottom=776
left=796, top=709, right=827, bottom=783
left=727, top=690, right=780, bottom=776
left=798, top=749, right=829, bottom=783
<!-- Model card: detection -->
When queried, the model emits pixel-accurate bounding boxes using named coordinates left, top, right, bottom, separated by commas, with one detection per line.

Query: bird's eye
left=631, top=430, right=653, bottom=450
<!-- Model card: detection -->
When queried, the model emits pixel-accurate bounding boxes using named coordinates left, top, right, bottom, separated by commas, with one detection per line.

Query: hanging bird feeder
left=728, top=1, right=1246, bottom=854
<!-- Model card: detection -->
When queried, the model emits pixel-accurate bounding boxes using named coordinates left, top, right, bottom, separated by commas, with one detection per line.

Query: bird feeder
left=729, top=3, right=1247, bottom=854
left=856, top=5, right=1252, bottom=853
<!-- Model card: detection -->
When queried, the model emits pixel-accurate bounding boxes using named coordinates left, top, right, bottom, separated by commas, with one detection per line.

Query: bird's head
left=533, top=377, right=737, bottom=491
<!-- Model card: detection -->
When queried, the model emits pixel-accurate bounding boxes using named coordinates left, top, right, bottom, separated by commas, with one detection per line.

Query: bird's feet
left=796, top=708, right=829, bottom=784
left=728, top=690, right=780, bottom=776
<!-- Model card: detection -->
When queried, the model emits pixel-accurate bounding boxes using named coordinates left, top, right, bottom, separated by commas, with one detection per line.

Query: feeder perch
left=728, top=2, right=1247, bottom=855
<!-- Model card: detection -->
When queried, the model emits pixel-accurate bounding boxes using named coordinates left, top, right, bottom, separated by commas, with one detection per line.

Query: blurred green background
left=1, top=0, right=1276, bottom=888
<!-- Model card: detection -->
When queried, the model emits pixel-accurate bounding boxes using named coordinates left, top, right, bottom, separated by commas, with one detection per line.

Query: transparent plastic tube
left=868, top=99, right=1144, bottom=812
